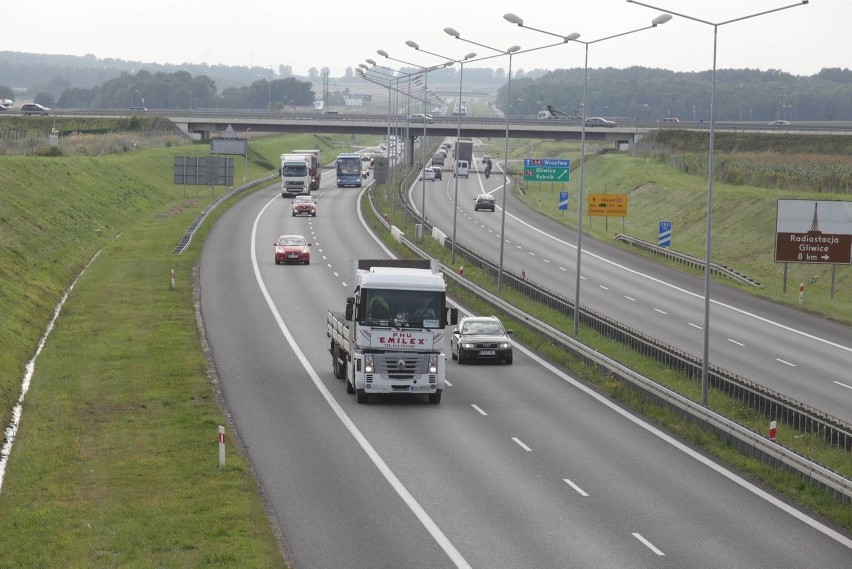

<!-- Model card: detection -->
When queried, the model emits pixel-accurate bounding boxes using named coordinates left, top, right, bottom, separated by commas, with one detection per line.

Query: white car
left=418, top=168, right=435, bottom=181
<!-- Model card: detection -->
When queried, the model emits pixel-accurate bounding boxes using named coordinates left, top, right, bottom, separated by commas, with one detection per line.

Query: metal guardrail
left=615, top=233, right=762, bottom=287
left=173, top=173, right=277, bottom=254
left=369, top=187, right=852, bottom=504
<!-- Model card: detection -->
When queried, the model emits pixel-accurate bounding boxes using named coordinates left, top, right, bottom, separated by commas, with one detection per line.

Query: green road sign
left=523, top=158, right=570, bottom=182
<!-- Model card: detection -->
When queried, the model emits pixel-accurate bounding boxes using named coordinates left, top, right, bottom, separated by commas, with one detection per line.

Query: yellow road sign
left=588, top=193, right=628, bottom=217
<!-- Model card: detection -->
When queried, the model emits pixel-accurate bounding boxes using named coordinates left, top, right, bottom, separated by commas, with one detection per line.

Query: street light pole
left=244, top=127, right=251, bottom=183
left=377, top=50, right=453, bottom=240
left=445, top=27, right=521, bottom=290
left=405, top=41, right=476, bottom=265
left=504, top=11, right=670, bottom=335
left=628, top=0, right=808, bottom=405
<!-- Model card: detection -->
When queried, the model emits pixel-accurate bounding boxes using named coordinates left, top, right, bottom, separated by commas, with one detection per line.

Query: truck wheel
left=428, top=390, right=442, bottom=404
left=356, top=389, right=368, bottom=404
left=346, top=375, right=355, bottom=394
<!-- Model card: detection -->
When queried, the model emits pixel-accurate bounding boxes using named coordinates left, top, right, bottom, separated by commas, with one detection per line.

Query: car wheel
left=292, top=212, right=296, bottom=217
left=304, top=258, right=310, bottom=265
left=457, top=349, right=466, bottom=364
left=275, top=259, right=280, bottom=265
left=428, top=390, right=442, bottom=404
left=504, top=351, right=513, bottom=365
left=356, top=388, right=368, bottom=404
left=451, top=345, right=457, bottom=360
left=312, top=212, right=316, bottom=217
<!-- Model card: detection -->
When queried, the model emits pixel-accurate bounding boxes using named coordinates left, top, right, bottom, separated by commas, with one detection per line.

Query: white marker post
left=798, top=283, right=804, bottom=305
left=769, top=420, right=777, bottom=442
left=218, top=426, right=226, bottom=468
left=170, top=269, right=176, bottom=290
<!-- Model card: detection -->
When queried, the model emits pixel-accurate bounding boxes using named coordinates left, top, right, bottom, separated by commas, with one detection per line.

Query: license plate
left=288, top=254, right=298, bottom=259
left=479, top=350, right=496, bottom=356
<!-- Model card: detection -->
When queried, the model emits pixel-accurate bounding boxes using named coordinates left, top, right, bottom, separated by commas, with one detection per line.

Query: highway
left=198, top=169, right=851, bottom=567
left=410, top=142, right=852, bottom=424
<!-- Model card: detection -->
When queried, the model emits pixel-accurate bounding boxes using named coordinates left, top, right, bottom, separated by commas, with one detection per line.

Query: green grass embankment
left=0, top=141, right=292, bottom=567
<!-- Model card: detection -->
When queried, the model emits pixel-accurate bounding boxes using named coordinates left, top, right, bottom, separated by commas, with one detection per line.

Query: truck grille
left=375, top=353, right=426, bottom=379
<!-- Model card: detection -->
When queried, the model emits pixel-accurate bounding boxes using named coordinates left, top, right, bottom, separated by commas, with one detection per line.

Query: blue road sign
left=524, top=158, right=570, bottom=168
left=659, top=221, right=672, bottom=247
left=559, top=191, right=569, bottom=211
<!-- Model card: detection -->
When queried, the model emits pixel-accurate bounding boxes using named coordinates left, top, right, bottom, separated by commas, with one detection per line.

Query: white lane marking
left=543, top=259, right=551, bottom=263
left=559, top=266, right=567, bottom=271
left=599, top=285, right=609, bottom=290
left=728, top=339, right=745, bottom=347
left=834, top=381, right=852, bottom=390
left=500, top=206, right=852, bottom=354
left=252, top=194, right=472, bottom=569
left=632, top=533, right=665, bottom=556
left=509, top=338, right=852, bottom=550
left=471, top=404, right=488, bottom=416
left=776, top=358, right=796, bottom=367
left=688, top=322, right=702, bottom=330
left=654, top=308, right=667, bottom=315
left=445, top=380, right=453, bottom=387
left=512, top=437, right=532, bottom=451
left=624, top=295, right=636, bottom=302
left=563, top=479, right=589, bottom=497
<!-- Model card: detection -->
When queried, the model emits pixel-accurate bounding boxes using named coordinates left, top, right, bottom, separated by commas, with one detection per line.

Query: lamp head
left=366, top=58, right=376, bottom=65
left=406, top=40, right=420, bottom=49
left=464, top=52, right=477, bottom=60
left=564, top=32, right=580, bottom=42
left=652, top=13, right=672, bottom=26
left=444, top=27, right=460, bottom=38
left=507, top=45, right=521, bottom=54
left=358, top=63, right=368, bottom=69
left=377, top=49, right=389, bottom=57
left=504, top=13, right=523, bottom=26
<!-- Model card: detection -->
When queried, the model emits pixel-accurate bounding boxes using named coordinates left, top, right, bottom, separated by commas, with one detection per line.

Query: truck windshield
left=361, top=290, right=443, bottom=328
left=283, top=165, right=308, bottom=176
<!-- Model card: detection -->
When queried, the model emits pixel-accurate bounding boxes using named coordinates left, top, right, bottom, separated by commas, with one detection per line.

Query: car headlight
left=428, top=354, right=438, bottom=375
left=364, top=354, right=374, bottom=374
left=462, top=342, right=474, bottom=349
left=499, top=342, right=509, bottom=349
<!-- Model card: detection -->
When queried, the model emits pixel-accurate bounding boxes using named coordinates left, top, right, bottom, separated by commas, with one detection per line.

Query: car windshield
left=278, top=237, right=306, bottom=246
left=462, top=321, right=503, bottom=335
left=294, top=197, right=312, bottom=204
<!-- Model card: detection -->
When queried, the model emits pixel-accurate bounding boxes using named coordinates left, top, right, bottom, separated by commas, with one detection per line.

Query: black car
left=474, top=193, right=496, bottom=212
left=451, top=316, right=513, bottom=364
left=20, top=103, right=50, bottom=116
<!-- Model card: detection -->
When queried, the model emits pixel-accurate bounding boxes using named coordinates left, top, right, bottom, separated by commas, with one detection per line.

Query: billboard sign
left=775, top=200, right=852, bottom=264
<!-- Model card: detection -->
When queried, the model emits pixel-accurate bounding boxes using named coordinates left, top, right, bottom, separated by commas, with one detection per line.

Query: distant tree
left=279, top=65, right=293, bottom=78
left=308, top=67, right=319, bottom=80
left=344, top=67, right=354, bottom=79
left=0, top=84, right=14, bottom=100
left=35, top=92, right=55, bottom=107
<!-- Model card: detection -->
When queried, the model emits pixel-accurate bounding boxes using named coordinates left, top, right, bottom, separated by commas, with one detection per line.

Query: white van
left=454, top=160, right=469, bottom=178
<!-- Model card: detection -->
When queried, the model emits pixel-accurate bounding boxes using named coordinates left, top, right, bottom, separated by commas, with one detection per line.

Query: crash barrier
left=370, top=189, right=852, bottom=504
left=173, top=173, right=278, bottom=254
left=615, top=234, right=762, bottom=288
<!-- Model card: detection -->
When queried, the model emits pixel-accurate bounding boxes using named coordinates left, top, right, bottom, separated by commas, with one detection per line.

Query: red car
left=291, top=195, right=317, bottom=217
left=274, top=235, right=312, bottom=265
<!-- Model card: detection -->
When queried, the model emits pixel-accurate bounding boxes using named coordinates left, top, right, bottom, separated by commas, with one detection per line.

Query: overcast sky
left=3, top=0, right=848, bottom=78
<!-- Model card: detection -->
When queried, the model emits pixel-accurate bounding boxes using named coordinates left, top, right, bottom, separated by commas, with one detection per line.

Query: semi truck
left=290, top=149, right=322, bottom=191
left=327, top=259, right=458, bottom=404
left=280, top=153, right=312, bottom=197
left=453, top=138, right=473, bottom=178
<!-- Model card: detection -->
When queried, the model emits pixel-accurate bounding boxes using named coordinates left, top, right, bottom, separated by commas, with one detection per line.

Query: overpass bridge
left=171, top=111, right=646, bottom=165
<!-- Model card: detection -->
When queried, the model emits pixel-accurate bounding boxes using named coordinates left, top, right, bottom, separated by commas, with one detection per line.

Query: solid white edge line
left=512, top=437, right=532, bottom=451
left=471, top=404, right=488, bottom=416
left=251, top=193, right=472, bottom=569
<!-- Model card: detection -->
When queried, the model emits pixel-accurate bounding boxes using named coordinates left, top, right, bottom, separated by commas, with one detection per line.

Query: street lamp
left=405, top=40, right=476, bottom=265
left=244, top=127, right=251, bottom=183
left=445, top=26, right=521, bottom=290
left=357, top=67, right=394, bottom=205
left=131, top=89, right=138, bottom=108
left=377, top=49, right=454, bottom=240
left=188, top=91, right=192, bottom=110
left=628, top=0, right=808, bottom=405
left=504, top=11, right=671, bottom=335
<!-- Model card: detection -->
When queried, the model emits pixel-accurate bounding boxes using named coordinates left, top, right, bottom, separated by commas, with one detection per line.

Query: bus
left=336, top=153, right=362, bottom=188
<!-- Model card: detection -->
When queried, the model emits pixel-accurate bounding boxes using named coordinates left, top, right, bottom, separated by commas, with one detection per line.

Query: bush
left=35, top=145, right=63, bottom=157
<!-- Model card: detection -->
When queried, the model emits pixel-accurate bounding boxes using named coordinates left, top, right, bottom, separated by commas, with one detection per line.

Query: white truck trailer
left=280, top=153, right=312, bottom=197
left=327, top=259, right=458, bottom=404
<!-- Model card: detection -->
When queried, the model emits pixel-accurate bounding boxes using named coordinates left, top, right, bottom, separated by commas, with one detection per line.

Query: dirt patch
left=629, top=182, right=655, bottom=197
